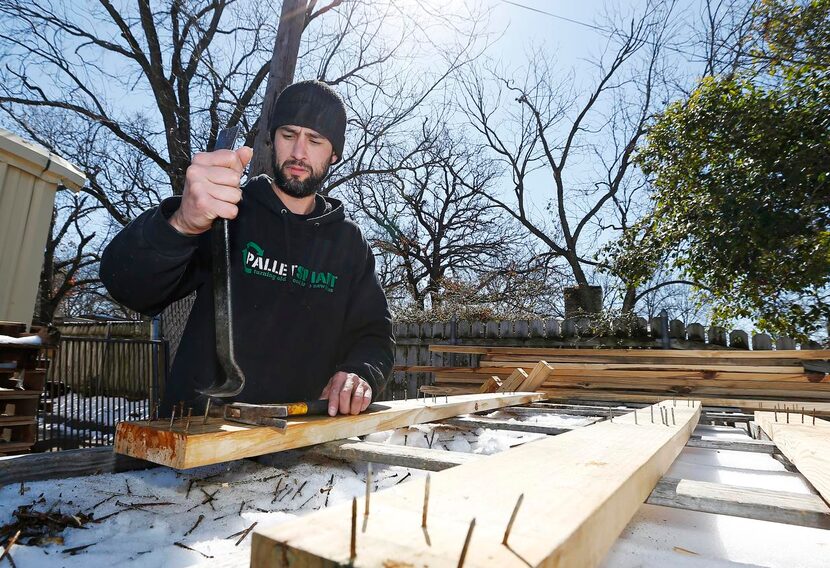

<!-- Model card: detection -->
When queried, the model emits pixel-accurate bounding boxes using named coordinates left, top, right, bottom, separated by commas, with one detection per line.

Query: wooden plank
left=478, top=376, right=502, bottom=393
left=480, top=362, right=808, bottom=373
left=0, top=416, right=35, bottom=426
left=495, top=367, right=528, bottom=392
left=685, top=436, right=777, bottom=454
left=0, top=446, right=154, bottom=486
left=539, top=370, right=828, bottom=384
left=419, top=385, right=477, bottom=396
left=114, top=393, right=545, bottom=469
left=539, top=385, right=830, bottom=401
left=0, top=389, right=41, bottom=400
left=299, top=441, right=829, bottom=529
left=0, top=441, right=33, bottom=454
left=517, top=360, right=555, bottom=391
left=430, top=364, right=827, bottom=383
left=755, top=410, right=830, bottom=502
left=307, top=439, right=484, bottom=472
left=440, top=373, right=829, bottom=388
left=441, top=416, right=580, bottom=436
left=251, top=401, right=700, bottom=567
left=647, top=477, right=830, bottom=530
left=429, top=345, right=830, bottom=360
left=539, top=390, right=830, bottom=412
left=489, top=355, right=818, bottom=367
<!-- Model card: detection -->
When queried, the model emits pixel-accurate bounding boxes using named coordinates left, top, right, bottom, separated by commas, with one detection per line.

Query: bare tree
left=462, top=1, right=680, bottom=314
left=0, top=0, right=487, bottom=320
left=0, top=0, right=280, bottom=203
left=35, top=192, right=103, bottom=323
left=696, top=0, right=759, bottom=77
left=248, top=0, right=340, bottom=175
left=355, top=126, right=508, bottom=307
left=349, top=120, right=559, bottom=316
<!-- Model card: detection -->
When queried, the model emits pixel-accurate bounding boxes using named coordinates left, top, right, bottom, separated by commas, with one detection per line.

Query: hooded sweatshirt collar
left=245, top=174, right=344, bottom=226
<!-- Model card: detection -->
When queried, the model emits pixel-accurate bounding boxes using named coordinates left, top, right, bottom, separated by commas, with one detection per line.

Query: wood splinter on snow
left=1, top=529, right=21, bottom=564
left=235, top=522, right=258, bottom=546
left=174, top=541, right=213, bottom=559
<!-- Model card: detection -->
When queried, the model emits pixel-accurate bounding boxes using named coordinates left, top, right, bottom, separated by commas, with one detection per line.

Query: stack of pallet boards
left=422, top=345, right=830, bottom=410
left=0, top=321, right=58, bottom=455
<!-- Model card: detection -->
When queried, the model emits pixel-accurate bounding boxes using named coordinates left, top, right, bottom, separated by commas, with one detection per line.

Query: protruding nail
left=671, top=408, right=675, bottom=425
left=364, top=463, right=372, bottom=517
left=185, top=408, right=193, bottom=433
left=650, top=406, right=654, bottom=423
left=502, top=493, right=524, bottom=545
left=169, top=407, right=176, bottom=431
left=203, top=398, right=212, bottom=425
left=422, top=474, right=430, bottom=528
left=350, top=497, right=357, bottom=560
left=634, top=410, right=638, bottom=425
left=458, top=518, right=476, bottom=568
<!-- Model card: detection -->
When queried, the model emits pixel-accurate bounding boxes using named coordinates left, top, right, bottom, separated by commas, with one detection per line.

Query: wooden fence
left=388, top=317, right=824, bottom=399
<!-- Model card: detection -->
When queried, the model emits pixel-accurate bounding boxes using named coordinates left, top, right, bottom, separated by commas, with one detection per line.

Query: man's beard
left=272, top=155, right=329, bottom=198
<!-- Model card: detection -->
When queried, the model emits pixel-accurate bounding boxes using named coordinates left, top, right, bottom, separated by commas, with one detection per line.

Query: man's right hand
left=169, top=146, right=254, bottom=235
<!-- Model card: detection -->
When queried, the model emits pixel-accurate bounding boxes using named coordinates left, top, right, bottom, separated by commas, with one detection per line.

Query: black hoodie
left=100, top=174, right=394, bottom=413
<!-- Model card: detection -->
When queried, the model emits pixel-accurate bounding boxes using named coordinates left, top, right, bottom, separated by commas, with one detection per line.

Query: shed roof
left=0, top=127, right=85, bottom=190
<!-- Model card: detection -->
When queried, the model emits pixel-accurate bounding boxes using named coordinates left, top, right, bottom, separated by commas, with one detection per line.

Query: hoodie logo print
left=242, top=241, right=339, bottom=292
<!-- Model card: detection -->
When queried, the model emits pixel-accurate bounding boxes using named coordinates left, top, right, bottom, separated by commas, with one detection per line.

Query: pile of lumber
left=0, top=321, right=59, bottom=455
left=418, top=346, right=830, bottom=407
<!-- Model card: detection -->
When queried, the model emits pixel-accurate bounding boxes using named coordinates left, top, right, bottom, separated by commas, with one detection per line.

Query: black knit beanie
left=269, top=80, right=347, bottom=162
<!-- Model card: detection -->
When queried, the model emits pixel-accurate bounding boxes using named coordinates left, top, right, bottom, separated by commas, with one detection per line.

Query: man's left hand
left=320, top=371, right=372, bottom=416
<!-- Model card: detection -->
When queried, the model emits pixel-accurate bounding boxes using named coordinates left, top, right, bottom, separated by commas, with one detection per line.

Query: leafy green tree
left=610, top=0, right=830, bottom=338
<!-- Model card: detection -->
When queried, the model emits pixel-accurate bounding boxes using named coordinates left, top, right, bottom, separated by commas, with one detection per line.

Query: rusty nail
left=502, top=493, right=524, bottom=545
left=364, top=463, right=372, bottom=517
left=350, top=497, right=357, bottom=560
left=422, top=474, right=430, bottom=528
left=458, top=518, right=476, bottom=567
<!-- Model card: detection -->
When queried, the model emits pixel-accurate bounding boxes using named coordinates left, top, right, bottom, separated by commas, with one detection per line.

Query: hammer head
left=223, top=402, right=288, bottom=430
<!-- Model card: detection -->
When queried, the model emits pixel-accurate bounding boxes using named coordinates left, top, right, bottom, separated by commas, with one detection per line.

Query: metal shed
left=0, top=128, right=86, bottom=324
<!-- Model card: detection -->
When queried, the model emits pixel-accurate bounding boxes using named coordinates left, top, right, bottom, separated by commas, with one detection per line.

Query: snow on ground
left=2, top=411, right=829, bottom=567
left=45, top=393, right=149, bottom=425
left=604, top=422, right=830, bottom=567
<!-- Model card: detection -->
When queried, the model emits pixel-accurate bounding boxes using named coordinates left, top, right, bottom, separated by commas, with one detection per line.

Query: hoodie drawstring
left=281, top=209, right=295, bottom=293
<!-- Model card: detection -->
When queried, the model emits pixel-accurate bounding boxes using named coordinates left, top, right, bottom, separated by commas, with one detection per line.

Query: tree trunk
left=33, top=206, right=58, bottom=325
left=563, top=285, right=603, bottom=317
left=621, top=286, right=637, bottom=313
left=249, top=0, right=308, bottom=177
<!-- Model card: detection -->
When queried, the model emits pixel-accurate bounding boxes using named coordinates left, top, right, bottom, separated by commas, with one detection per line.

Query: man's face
left=272, top=125, right=338, bottom=198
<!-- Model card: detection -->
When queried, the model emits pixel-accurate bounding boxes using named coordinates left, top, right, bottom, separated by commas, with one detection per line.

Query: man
left=100, top=80, right=394, bottom=417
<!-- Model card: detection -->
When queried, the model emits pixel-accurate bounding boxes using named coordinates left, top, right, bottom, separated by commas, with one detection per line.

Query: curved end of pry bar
left=198, top=380, right=245, bottom=399
left=198, top=360, right=246, bottom=398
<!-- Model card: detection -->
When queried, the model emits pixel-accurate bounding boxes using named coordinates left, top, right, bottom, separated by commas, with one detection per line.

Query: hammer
left=222, top=400, right=331, bottom=430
